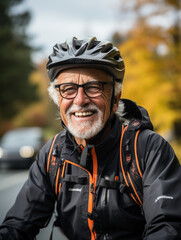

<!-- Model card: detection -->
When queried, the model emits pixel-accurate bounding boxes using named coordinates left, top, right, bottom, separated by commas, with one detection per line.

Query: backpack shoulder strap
left=120, top=122, right=143, bottom=206
left=47, top=131, right=66, bottom=240
left=47, top=130, right=66, bottom=194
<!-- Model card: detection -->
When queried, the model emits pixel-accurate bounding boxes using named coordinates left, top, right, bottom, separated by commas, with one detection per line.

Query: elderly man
left=0, top=37, right=181, bottom=240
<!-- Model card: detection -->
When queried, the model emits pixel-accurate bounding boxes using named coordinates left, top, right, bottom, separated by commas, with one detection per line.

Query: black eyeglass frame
left=55, top=81, right=114, bottom=99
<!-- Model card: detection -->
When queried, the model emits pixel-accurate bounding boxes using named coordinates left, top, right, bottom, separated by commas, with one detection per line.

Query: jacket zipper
left=56, top=148, right=98, bottom=240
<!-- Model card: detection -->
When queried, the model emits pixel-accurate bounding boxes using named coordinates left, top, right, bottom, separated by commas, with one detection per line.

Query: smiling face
left=56, top=68, right=120, bottom=145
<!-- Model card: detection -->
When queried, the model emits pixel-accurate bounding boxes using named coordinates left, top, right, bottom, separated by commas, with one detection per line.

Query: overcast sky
left=16, top=0, right=125, bottom=63
left=14, top=0, right=176, bottom=63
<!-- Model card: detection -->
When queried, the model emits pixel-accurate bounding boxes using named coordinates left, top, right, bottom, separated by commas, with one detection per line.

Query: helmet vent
left=91, top=49, right=101, bottom=55
left=60, top=42, right=68, bottom=51
left=75, top=44, right=81, bottom=50
left=87, top=38, right=99, bottom=50
left=73, top=39, right=82, bottom=50
left=101, top=43, right=113, bottom=53
left=114, top=54, right=121, bottom=61
left=75, top=43, right=88, bottom=56
left=53, top=44, right=60, bottom=53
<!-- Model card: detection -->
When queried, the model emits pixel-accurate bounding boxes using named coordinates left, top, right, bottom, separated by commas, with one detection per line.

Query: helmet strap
left=110, top=83, right=115, bottom=114
left=87, top=83, right=115, bottom=143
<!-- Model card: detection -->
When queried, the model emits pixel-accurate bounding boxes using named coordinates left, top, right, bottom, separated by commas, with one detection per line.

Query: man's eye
left=61, top=86, right=76, bottom=93
left=86, top=84, right=102, bottom=92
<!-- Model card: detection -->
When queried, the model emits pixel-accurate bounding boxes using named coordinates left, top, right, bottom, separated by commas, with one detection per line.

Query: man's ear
left=112, top=92, right=122, bottom=113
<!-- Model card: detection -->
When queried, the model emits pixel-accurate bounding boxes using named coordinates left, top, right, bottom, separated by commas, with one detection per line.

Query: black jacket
left=0, top=100, right=181, bottom=240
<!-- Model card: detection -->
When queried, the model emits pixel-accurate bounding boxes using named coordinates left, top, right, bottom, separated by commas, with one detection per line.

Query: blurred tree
left=116, top=0, right=181, bottom=158
left=119, top=0, right=180, bottom=50
left=13, top=61, right=61, bottom=140
left=0, top=0, right=38, bottom=123
left=117, top=0, right=181, bottom=134
left=111, top=32, right=126, bottom=46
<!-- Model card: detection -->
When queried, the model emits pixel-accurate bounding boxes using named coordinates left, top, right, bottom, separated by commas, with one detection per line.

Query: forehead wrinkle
left=87, top=78, right=99, bottom=82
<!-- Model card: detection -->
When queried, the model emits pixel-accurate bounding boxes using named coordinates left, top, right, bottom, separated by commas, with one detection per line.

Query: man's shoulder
left=138, top=129, right=168, bottom=147
left=137, top=129, right=178, bottom=170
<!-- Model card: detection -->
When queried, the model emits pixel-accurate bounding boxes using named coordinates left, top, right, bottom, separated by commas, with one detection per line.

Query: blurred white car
left=0, top=127, right=44, bottom=169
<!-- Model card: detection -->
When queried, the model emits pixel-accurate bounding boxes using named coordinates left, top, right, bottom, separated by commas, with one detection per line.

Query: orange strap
left=120, top=124, right=143, bottom=206
left=127, top=172, right=143, bottom=205
left=134, top=130, right=142, bottom=177
left=120, top=125, right=129, bottom=187
left=47, top=134, right=58, bottom=173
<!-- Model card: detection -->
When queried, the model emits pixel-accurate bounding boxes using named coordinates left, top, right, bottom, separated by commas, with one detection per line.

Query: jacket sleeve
left=139, top=130, right=181, bottom=240
left=0, top=139, right=56, bottom=240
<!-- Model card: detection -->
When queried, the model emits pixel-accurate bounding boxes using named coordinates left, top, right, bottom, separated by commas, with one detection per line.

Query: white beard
left=66, top=104, right=104, bottom=140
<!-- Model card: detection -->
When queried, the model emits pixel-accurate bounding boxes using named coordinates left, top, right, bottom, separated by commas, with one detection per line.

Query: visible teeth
left=74, top=111, right=93, bottom=117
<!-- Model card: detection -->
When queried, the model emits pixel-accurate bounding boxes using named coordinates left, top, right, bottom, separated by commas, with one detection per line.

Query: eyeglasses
left=55, top=81, right=113, bottom=99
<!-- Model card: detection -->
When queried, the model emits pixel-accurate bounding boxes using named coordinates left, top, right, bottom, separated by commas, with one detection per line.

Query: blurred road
left=0, top=169, right=67, bottom=240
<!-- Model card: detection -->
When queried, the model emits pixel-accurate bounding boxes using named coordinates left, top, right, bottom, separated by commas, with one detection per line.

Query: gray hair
left=48, top=79, right=122, bottom=106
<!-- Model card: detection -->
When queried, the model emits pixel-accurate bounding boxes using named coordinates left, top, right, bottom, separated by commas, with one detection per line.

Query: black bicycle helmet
left=46, top=37, right=125, bottom=83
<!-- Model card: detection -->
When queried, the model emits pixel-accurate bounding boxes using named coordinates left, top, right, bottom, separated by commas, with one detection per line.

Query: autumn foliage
left=116, top=0, right=181, bottom=159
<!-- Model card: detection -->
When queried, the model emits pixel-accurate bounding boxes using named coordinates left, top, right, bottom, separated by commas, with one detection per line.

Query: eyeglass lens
left=58, top=82, right=105, bottom=99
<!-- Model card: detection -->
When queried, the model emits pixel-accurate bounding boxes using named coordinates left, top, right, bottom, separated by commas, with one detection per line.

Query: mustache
left=66, top=104, right=99, bottom=115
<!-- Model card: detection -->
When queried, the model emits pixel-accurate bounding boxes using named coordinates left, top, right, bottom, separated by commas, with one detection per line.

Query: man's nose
left=73, top=87, right=90, bottom=106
